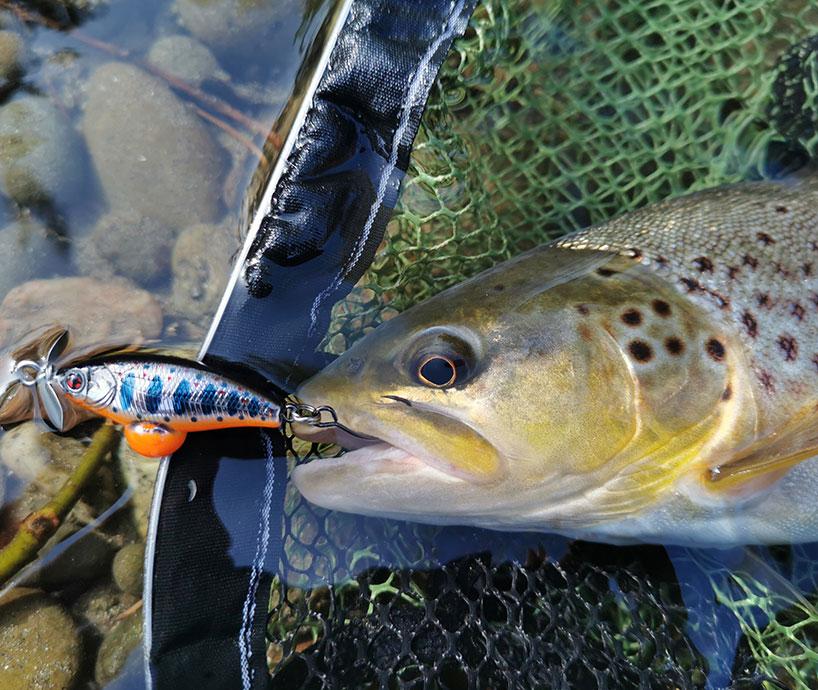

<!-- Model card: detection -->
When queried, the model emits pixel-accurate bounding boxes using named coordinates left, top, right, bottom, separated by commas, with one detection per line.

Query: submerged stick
left=0, top=424, right=120, bottom=584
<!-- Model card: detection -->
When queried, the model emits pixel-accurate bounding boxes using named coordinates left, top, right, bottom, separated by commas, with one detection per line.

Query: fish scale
left=557, top=176, right=818, bottom=431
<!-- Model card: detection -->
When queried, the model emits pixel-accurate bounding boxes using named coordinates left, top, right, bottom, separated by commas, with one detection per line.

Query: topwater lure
left=5, top=327, right=360, bottom=457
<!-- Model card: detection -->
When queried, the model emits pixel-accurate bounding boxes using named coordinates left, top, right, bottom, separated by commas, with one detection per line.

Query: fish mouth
left=291, top=395, right=504, bottom=483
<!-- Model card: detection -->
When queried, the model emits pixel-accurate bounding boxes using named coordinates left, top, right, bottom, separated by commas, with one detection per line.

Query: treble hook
left=282, top=401, right=376, bottom=441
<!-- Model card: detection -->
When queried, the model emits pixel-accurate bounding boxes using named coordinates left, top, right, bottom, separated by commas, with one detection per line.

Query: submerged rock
left=74, top=209, right=175, bottom=287
left=82, top=62, right=224, bottom=228
left=0, top=588, right=82, bottom=690
left=0, top=276, right=163, bottom=351
left=112, top=542, right=144, bottom=597
left=72, top=581, right=137, bottom=636
left=95, top=612, right=142, bottom=686
left=169, top=222, right=238, bottom=329
left=148, top=34, right=227, bottom=86
left=0, top=30, right=24, bottom=81
left=117, top=439, right=160, bottom=539
left=0, top=420, right=85, bottom=489
left=172, top=0, right=295, bottom=57
left=0, top=215, right=67, bottom=301
left=0, top=95, right=84, bottom=208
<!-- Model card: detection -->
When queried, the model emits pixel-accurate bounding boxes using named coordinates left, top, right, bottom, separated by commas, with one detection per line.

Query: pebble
left=72, top=581, right=137, bottom=635
left=74, top=209, right=175, bottom=287
left=172, top=0, right=296, bottom=57
left=0, top=421, right=84, bottom=492
left=0, top=94, right=85, bottom=208
left=117, top=438, right=160, bottom=539
left=82, top=62, right=224, bottom=228
left=0, top=30, right=24, bottom=80
left=0, top=215, right=65, bottom=302
left=95, top=611, right=142, bottom=686
left=0, top=276, right=163, bottom=351
left=0, top=588, right=82, bottom=690
left=148, top=34, right=227, bottom=86
left=112, top=542, right=144, bottom=597
left=169, top=222, right=238, bottom=329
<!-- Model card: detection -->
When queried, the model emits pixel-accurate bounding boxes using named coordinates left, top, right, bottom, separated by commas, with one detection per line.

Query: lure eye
left=65, top=370, right=86, bottom=392
left=416, top=354, right=464, bottom=388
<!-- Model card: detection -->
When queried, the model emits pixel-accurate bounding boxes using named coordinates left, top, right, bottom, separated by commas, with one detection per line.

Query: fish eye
left=65, top=370, right=86, bottom=392
left=416, top=354, right=466, bottom=388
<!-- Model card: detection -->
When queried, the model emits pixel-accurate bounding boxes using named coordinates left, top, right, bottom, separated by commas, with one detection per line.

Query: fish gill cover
left=270, top=1, right=818, bottom=688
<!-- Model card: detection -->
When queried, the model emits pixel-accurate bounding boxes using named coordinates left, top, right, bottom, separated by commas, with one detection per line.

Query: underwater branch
left=0, top=424, right=120, bottom=584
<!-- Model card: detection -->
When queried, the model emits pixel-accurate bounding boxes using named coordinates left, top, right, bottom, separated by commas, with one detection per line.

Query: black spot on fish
left=621, top=309, right=642, bottom=326
left=576, top=304, right=590, bottom=316
left=721, top=385, right=732, bottom=401
left=743, top=254, right=759, bottom=269
left=694, top=256, right=714, bottom=272
left=200, top=383, right=217, bottom=416
left=651, top=299, right=671, bottom=317
left=163, top=416, right=171, bottom=423
left=597, top=268, right=616, bottom=277
left=216, top=416, right=223, bottom=422
left=778, top=334, right=798, bottom=362
left=706, top=338, right=725, bottom=362
left=759, top=370, right=775, bottom=393
left=628, top=340, right=653, bottom=362
left=791, top=303, right=806, bottom=321
left=191, top=416, right=198, bottom=423
left=757, top=232, right=775, bottom=246
left=665, top=337, right=684, bottom=355
left=775, top=205, right=788, bottom=213
left=173, top=379, right=191, bottom=416
left=493, top=284, right=505, bottom=292
left=742, top=311, right=758, bottom=338
left=145, top=376, right=163, bottom=414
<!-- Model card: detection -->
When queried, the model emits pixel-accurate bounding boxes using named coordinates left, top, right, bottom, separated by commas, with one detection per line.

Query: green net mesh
left=272, top=1, right=818, bottom=687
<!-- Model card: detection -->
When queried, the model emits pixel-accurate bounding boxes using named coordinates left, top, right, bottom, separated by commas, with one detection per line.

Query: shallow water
left=1, top=0, right=818, bottom=689
left=0, top=0, right=336, bottom=687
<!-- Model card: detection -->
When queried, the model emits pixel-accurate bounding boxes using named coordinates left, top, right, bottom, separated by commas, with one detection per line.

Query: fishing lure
left=5, top=328, right=361, bottom=458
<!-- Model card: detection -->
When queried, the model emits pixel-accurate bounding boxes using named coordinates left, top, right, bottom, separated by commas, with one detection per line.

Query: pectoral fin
left=707, top=405, right=818, bottom=491
left=124, top=422, right=187, bottom=458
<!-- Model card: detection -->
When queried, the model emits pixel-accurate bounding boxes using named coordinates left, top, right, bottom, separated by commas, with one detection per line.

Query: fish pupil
left=419, top=356, right=459, bottom=387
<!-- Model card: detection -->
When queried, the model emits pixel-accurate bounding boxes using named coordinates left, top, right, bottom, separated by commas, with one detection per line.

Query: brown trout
left=293, top=176, right=818, bottom=545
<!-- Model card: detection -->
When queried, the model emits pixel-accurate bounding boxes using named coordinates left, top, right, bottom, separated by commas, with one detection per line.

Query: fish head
left=57, top=365, right=117, bottom=410
left=292, top=247, right=739, bottom=532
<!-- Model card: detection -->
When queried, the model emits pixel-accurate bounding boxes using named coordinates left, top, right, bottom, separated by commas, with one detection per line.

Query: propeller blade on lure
left=3, top=328, right=357, bottom=458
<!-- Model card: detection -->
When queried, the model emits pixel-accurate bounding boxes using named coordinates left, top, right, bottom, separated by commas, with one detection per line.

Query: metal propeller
left=11, top=328, right=70, bottom=432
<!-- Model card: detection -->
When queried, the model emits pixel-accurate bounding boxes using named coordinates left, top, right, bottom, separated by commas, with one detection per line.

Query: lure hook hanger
left=282, top=401, right=376, bottom=441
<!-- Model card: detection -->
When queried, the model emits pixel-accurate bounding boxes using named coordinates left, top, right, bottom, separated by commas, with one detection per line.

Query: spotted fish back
left=557, top=176, right=818, bottom=426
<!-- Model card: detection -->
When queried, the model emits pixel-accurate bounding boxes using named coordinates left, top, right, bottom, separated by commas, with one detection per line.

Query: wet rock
left=0, top=94, right=84, bottom=208
left=0, top=421, right=85, bottom=485
left=148, top=34, right=227, bottom=86
left=35, top=528, right=119, bottom=591
left=82, top=62, right=224, bottom=228
left=0, top=30, right=24, bottom=81
left=172, top=0, right=295, bottom=57
left=169, top=223, right=238, bottom=330
left=0, top=214, right=66, bottom=301
left=95, top=611, right=142, bottom=686
left=112, top=542, right=144, bottom=597
left=117, top=439, right=160, bottom=539
left=0, top=276, right=163, bottom=351
left=72, top=580, right=137, bottom=635
left=0, top=588, right=82, bottom=690
left=74, top=209, right=175, bottom=287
